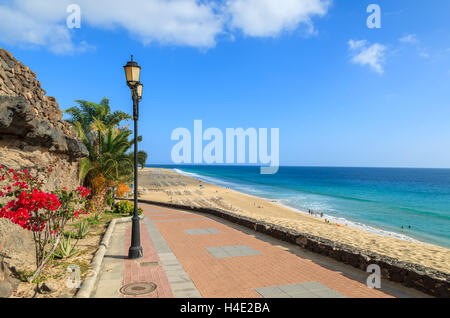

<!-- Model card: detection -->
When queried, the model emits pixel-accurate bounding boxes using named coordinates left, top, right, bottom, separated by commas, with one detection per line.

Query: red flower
left=77, top=187, right=91, bottom=198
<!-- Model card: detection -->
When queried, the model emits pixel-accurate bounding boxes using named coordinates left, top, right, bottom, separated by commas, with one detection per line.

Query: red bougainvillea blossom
left=77, top=186, right=91, bottom=198
left=0, top=166, right=91, bottom=234
left=0, top=190, right=61, bottom=231
left=0, top=165, right=92, bottom=280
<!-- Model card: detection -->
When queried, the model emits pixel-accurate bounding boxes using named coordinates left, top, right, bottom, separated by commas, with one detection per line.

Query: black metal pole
left=128, top=87, right=143, bottom=259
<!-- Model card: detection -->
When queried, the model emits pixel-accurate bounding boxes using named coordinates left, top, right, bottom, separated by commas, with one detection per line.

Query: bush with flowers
left=116, top=183, right=131, bottom=198
left=0, top=165, right=91, bottom=283
left=113, top=200, right=142, bottom=216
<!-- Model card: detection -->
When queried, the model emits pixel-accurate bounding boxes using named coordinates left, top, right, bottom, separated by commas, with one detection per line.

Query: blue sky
left=1, top=0, right=450, bottom=168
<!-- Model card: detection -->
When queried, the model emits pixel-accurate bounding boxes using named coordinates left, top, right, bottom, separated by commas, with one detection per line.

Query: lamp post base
left=128, top=245, right=143, bottom=260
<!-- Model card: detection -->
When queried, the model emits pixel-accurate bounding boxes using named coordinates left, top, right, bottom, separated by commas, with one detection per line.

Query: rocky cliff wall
left=0, top=46, right=87, bottom=190
left=0, top=46, right=88, bottom=292
left=0, top=48, right=74, bottom=137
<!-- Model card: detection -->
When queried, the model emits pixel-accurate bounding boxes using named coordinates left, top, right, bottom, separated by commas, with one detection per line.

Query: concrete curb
left=75, top=215, right=144, bottom=298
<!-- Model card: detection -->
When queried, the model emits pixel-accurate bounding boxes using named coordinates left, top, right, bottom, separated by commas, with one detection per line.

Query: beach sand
left=137, top=168, right=450, bottom=274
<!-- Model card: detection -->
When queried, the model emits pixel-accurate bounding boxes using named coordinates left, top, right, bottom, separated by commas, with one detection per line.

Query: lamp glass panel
left=131, top=67, right=141, bottom=83
left=124, top=64, right=141, bottom=85
left=124, top=66, right=133, bottom=83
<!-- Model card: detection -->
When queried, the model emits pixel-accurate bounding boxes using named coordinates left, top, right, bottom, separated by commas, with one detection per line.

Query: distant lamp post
left=124, top=55, right=143, bottom=259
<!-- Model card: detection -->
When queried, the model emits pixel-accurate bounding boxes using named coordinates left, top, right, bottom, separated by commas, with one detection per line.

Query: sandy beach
left=137, top=168, right=450, bottom=274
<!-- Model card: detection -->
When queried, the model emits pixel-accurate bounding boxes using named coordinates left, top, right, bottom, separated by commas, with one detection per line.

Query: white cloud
left=0, top=0, right=331, bottom=53
left=0, top=4, right=74, bottom=54
left=226, top=0, right=331, bottom=37
left=348, top=40, right=367, bottom=51
left=348, top=39, right=387, bottom=74
left=399, top=34, right=419, bottom=44
left=80, top=0, right=223, bottom=48
left=418, top=51, right=430, bottom=59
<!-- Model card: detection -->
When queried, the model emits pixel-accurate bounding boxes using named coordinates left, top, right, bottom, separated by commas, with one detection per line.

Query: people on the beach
left=401, top=225, right=412, bottom=232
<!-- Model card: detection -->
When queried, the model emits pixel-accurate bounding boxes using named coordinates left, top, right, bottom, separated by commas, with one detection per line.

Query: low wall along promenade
left=127, top=198, right=450, bottom=298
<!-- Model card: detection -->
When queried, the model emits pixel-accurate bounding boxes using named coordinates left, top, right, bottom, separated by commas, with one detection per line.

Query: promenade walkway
left=93, top=203, right=426, bottom=298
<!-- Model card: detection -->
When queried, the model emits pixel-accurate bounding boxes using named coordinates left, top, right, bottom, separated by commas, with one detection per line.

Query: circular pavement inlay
left=119, top=282, right=157, bottom=296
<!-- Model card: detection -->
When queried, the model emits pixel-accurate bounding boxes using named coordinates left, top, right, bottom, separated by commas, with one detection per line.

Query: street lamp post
left=124, top=55, right=144, bottom=260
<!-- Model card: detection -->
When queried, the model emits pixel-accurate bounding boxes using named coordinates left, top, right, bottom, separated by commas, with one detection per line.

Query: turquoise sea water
left=149, top=165, right=450, bottom=248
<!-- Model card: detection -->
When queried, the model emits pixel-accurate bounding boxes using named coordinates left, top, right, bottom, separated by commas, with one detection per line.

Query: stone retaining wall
left=0, top=47, right=73, bottom=137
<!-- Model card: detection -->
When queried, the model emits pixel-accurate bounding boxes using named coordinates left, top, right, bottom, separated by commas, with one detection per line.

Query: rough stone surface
left=0, top=46, right=88, bottom=291
left=0, top=96, right=88, bottom=159
left=0, top=219, right=35, bottom=270
left=0, top=47, right=73, bottom=137
left=0, top=48, right=87, bottom=193
left=0, top=258, right=20, bottom=298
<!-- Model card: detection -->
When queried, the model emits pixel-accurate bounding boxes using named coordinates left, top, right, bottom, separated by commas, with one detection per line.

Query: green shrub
left=54, top=235, right=78, bottom=259
left=87, top=214, right=101, bottom=225
left=75, top=221, right=90, bottom=239
left=13, top=269, right=33, bottom=282
left=113, top=201, right=142, bottom=215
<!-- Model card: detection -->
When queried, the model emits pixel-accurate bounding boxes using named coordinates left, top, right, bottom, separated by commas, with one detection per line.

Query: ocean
left=148, top=165, right=450, bottom=249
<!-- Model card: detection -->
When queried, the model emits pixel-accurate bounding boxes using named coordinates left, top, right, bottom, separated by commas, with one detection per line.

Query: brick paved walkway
left=122, top=224, right=173, bottom=298
left=134, top=203, right=393, bottom=298
left=93, top=202, right=431, bottom=298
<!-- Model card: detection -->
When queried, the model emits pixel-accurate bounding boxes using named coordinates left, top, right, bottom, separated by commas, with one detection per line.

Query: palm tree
left=65, top=98, right=131, bottom=132
left=65, top=98, right=148, bottom=210
left=135, top=151, right=148, bottom=170
left=79, top=126, right=134, bottom=209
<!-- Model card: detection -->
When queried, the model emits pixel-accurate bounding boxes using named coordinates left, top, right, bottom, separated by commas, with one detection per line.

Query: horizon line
left=145, top=164, right=450, bottom=170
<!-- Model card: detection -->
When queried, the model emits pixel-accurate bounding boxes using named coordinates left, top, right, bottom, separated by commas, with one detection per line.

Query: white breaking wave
left=272, top=199, right=419, bottom=243
left=173, top=169, right=235, bottom=188
left=172, top=168, right=420, bottom=243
